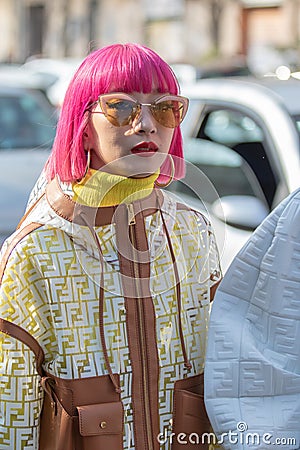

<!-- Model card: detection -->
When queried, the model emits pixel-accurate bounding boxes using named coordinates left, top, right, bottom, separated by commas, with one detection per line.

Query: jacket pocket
left=77, top=402, right=124, bottom=450
left=171, top=373, right=211, bottom=450
left=39, top=374, right=123, bottom=450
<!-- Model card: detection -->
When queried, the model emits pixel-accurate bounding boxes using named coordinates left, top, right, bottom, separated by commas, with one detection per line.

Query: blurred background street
left=0, top=0, right=300, bottom=269
left=2, top=0, right=300, bottom=84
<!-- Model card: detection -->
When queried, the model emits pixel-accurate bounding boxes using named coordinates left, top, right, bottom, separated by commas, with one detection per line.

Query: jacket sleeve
left=0, top=242, right=45, bottom=449
left=204, top=189, right=300, bottom=450
left=195, top=210, right=222, bottom=301
left=207, top=220, right=222, bottom=300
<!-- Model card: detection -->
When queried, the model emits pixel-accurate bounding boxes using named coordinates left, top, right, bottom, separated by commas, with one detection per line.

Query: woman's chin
left=94, top=154, right=165, bottom=179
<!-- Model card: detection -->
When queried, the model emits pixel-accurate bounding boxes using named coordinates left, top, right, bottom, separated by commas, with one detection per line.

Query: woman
left=0, top=43, right=221, bottom=450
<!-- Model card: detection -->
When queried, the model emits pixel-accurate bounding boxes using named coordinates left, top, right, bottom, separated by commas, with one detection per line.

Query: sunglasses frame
left=87, top=92, right=189, bottom=128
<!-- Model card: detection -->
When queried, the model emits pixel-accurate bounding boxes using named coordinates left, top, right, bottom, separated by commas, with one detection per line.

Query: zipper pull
left=127, top=203, right=136, bottom=225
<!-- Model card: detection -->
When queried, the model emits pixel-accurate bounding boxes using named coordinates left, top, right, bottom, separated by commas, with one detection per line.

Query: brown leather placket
left=115, top=202, right=160, bottom=450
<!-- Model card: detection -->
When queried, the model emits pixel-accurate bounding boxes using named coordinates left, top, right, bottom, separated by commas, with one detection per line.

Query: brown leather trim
left=16, top=193, right=45, bottom=230
left=45, top=176, right=164, bottom=227
left=45, top=177, right=77, bottom=221
left=0, top=318, right=45, bottom=377
left=210, top=279, right=222, bottom=301
left=115, top=206, right=160, bottom=450
left=0, top=222, right=42, bottom=283
left=174, top=201, right=192, bottom=211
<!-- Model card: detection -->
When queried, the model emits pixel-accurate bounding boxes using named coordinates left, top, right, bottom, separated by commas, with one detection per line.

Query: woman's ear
left=83, top=120, right=98, bottom=151
left=83, top=120, right=97, bottom=150
left=83, top=129, right=90, bottom=150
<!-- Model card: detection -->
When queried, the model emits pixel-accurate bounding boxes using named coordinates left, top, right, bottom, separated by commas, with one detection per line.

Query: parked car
left=0, top=85, right=57, bottom=245
left=22, top=57, right=82, bottom=107
left=0, top=64, right=53, bottom=101
left=171, top=57, right=252, bottom=84
left=170, top=77, right=300, bottom=270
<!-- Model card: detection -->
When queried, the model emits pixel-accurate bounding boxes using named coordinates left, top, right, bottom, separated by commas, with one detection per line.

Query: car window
left=293, top=114, right=300, bottom=136
left=202, top=109, right=264, bottom=146
left=171, top=138, right=267, bottom=205
left=196, top=107, right=277, bottom=207
left=0, top=92, right=56, bottom=149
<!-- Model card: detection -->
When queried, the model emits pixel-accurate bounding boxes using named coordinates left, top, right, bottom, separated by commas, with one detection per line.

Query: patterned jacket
left=0, top=176, right=221, bottom=450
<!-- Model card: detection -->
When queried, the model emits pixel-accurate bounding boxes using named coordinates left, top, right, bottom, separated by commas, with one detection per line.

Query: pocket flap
left=77, top=402, right=123, bottom=437
left=181, top=390, right=207, bottom=421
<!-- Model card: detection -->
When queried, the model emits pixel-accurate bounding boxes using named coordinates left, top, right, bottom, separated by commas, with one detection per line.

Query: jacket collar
left=45, top=176, right=164, bottom=227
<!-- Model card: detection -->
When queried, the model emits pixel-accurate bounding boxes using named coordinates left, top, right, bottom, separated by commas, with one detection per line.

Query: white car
left=170, top=78, right=300, bottom=270
left=0, top=85, right=57, bottom=245
left=22, top=58, right=82, bottom=107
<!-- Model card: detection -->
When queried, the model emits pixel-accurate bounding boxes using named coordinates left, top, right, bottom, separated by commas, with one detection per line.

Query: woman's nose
left=132, top=105, right=157, bottom=135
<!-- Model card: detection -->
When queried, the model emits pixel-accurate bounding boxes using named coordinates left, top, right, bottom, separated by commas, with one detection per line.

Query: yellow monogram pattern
left=0, top=207, right=221, bottom=450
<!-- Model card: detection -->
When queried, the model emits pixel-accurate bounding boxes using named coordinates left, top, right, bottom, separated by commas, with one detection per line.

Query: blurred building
left=0, top=0, right=300, bottom=70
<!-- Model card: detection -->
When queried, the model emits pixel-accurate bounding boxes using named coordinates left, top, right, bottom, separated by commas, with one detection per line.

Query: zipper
left=128, top=203, right=153, bottom=450
left=127, top=203, right=136, bottom=226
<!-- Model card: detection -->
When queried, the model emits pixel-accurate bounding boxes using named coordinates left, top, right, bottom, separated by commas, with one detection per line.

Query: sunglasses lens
left=152, top=99, right=186, bottom=128
left=103, top=99, right=136, bottom=126
left=99, top=94, right=188, bottom=128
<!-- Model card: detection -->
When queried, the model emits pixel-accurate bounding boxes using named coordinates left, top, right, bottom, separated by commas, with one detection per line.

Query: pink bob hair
left=45, top=43, right=186, bottom=183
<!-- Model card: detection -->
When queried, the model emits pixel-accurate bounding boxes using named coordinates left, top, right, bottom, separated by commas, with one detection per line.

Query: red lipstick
left=131, top=142, right=158, bottom=156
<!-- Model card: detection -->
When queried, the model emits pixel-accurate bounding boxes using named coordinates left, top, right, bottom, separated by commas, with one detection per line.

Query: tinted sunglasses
left=87, top=92, right=189, bottom=128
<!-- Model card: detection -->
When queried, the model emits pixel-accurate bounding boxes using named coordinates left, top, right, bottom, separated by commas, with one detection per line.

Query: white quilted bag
left=205, top=188, right=300, bottom=449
